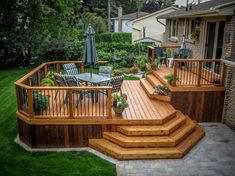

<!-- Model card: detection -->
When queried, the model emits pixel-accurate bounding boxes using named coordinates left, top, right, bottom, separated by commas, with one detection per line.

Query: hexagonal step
left=146, top=74, right=163, bottom=87
left=117, top=111, right=186, bottom=136
left=103, top=118, right=196, bottom=148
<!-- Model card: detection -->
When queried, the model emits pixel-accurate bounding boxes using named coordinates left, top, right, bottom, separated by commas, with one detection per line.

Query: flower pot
left=113, top=106, right=125, bottom=115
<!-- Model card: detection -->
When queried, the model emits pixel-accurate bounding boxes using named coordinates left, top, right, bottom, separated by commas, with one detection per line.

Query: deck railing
left=172, top=59, right=226, bottom=87
left=15, top=60, right=113, bottom=120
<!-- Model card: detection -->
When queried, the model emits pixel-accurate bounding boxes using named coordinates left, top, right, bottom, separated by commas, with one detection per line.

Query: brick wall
left=222, top=14, right=235, bottom=130
left=163, top=18, right=204, bottom=58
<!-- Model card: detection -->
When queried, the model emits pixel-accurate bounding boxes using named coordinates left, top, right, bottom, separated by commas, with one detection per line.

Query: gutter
left=156, top=18, right=165, bottom=26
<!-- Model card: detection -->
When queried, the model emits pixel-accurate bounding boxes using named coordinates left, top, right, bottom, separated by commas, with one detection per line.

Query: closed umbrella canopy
left=82, top=25, right=98, bottom=77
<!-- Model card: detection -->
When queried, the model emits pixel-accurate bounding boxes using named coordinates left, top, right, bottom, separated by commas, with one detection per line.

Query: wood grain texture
left=171, top=91, right=225, bottom=122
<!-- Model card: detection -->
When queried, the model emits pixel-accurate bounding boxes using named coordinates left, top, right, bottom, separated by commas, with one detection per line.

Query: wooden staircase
left=140, top=71, right=171, bottom=102
left=89, top=111, right=205, bottom=160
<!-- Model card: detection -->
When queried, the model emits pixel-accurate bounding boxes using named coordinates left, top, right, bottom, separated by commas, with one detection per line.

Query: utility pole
left=108, top=0, right=111, bottom=32
left=118, top=6, right=123, bottom=32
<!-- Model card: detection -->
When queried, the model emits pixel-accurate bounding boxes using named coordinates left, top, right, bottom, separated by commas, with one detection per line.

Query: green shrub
left=155, top=85, right=170, bottom=96
left=135, top=55, right=147, bottom=71
left=33, top=91, right=50, bottom=112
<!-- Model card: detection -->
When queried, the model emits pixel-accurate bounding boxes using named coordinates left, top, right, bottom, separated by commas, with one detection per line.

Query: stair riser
left=153, top=94, right=171, bottom=103
left=146, top=75, right=158, bottom=87
left=140, top=80, right=153, bottom=98
left=103, top=133, right=175, bottom=148
left=173, top=124, right=196, bottom=145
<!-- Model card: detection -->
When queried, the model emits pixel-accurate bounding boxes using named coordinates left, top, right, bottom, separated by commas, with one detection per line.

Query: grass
left=124, top=75, right=140, bottom=80
left=0, top=69, right=116, bottom=176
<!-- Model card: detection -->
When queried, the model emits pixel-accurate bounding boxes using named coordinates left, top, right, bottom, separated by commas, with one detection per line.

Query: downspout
left=156, top=18, right=166, bottom=26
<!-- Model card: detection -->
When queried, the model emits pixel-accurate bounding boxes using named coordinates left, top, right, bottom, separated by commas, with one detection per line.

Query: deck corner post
left=221, top=62, right=227, bottom=86
left=44, top=64, right=48, bottom=76
left=27, top=89, right=34, bottom=118
left=56, top=62, right=61, bottom=73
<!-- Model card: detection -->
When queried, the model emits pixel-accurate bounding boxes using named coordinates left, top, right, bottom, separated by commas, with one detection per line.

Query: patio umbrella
left=82, top=25, right=98, bottom=78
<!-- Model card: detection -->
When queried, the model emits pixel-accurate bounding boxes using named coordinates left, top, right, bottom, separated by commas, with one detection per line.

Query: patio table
left=75, top=73, right=111, bottom=103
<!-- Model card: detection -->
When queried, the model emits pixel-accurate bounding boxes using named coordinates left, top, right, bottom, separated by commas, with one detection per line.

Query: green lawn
left=0, top=69, right=116, bottom=176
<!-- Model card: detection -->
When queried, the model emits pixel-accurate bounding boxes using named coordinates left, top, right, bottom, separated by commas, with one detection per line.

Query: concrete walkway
left=115, top=123, right=235, bottom=176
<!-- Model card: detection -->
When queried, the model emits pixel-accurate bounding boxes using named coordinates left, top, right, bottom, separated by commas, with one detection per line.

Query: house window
left=170, top=19, right=178, bottom=37
left=186, top=19, right=196, bottom=39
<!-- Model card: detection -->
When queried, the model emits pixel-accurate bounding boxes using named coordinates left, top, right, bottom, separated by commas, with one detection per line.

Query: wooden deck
left=39, top=80, right=175, bottom=121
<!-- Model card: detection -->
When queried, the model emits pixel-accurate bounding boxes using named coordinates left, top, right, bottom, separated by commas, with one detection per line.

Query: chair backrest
left=99, top=66, right=113, bottom=78
left=54, top=73, right=67, bottom=86
left=154, top=47, right=164, bottom=57
left=63, top=63, right=79, bottom=75
left=63, top=75, right=80, bottom=87
left=179, top=48, right=191, bottom=59
left=111, top=75, right=124, bottom=93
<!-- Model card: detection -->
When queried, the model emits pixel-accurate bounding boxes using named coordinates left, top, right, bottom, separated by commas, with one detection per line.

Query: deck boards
left=38, top=81, right=175, bottom=121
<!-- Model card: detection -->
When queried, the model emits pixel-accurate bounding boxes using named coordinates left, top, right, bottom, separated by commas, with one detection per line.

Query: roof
left=130, top=6, right=179, bottom=23
left=112, top=11, right=149, bottom=20
left=159, top=0, right=235, bottom=18
left=134, top=37, right=162, bottom=44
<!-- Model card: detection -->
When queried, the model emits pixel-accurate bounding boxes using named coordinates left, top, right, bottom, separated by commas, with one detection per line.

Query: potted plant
left=155, top=85, right=170, bottom=96
left=112, top=92, right=128, bottom=115
left=41, top=71, right=55, bottom=86
left=164, top=73, right=178, bottom=85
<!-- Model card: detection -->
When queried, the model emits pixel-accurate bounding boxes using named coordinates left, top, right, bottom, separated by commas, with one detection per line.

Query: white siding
left=113, top=20, right=132, bottom=33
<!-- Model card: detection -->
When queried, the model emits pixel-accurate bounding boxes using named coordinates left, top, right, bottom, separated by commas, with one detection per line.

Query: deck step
left=89, top=139, right=182, bottom=160
left=103, top=118, right=196, bottom=148
left=117, top=111, right=186, bottom=136
left=146, top=74, right=163, bottom=87
left=89, top=124, right=204, bottom=160
left=140, top=78, right=155, bottom=97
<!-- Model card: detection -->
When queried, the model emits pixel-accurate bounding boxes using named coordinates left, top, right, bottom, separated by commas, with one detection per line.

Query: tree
left=142, top=0, right=176, bottom=12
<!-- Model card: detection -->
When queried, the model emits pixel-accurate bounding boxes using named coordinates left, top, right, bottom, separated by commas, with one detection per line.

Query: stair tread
left=104, top=118, right=196, bottom=147
left=118, top=111, right=186, bottom=136
left=89, top=139, right=181, bottom=159
left=140, top=78, right=155, bottom=95
left=146, top=74, right=163, bottom=87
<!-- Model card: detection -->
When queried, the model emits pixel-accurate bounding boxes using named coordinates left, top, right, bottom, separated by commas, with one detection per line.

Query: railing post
left=81, top=63, right=85, bottom=73
left=107, top=88, right=112, bottom=119
left=27, top=89, right=34, bottom=118
left=56, top=62, right=61, bottom=73
left=221, top=63, right=227, bottom=86
left=172, top=61, right=177, bottom=86
left=152, top=47, right=155, bottom=64
left=197, top=61, right=203, bottom=87
left=37, top=71, right=41, bottom=86
left=44, top=64, right=48, bottom=76
left=68, top=90, right=73, bottom=118
left=15, top=85, right=21, bottom=111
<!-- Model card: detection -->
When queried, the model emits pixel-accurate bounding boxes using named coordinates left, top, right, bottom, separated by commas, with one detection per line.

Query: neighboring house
left=159, top=0, right=235, bottom=129
left=112, top=11, right=149, bottom=33
left=128, top=6, right=179, bottom=44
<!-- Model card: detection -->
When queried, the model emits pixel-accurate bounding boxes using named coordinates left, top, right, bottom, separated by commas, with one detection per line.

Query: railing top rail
left=174, top=58, right=223, bottom=62
left=14, top=60, right=108, bottom=85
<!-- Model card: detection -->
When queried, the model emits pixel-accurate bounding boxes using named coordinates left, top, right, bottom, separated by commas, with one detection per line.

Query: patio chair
left=63, top=75, right=86, bottom=106
left=62, top=63, right=79, bottom=75
left=54, top=73, right=67, bottom=100
left=154, top=47, right=168, bottom=67
left=178, top=48, right=191, bottom=68
left=99, top=66, right=113, bottom=78
left=110, top=75, right=124, bottom=93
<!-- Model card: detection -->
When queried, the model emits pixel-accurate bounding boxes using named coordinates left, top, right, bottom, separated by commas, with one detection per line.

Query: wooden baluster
left=81, top=63, right=85, bottom=73
left=197, top=61, right=203, bottom=87
left=221, top=63, right=227, bottom=86
left=152, top=47, right=155, bottom=64
left=68, top=90, right=73, bottom=118
left=27, top=89, right=34, bottom=118
left=107, top=88, right=112, bottom=119
left=172, top=61, right=177, bottom=86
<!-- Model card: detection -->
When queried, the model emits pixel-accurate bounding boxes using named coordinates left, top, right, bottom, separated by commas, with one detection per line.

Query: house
left=159, top=0, right=235, bottom=130
left=127, top=6, right=179, bottom=44
left=112, top=11, right=149, bottom=33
